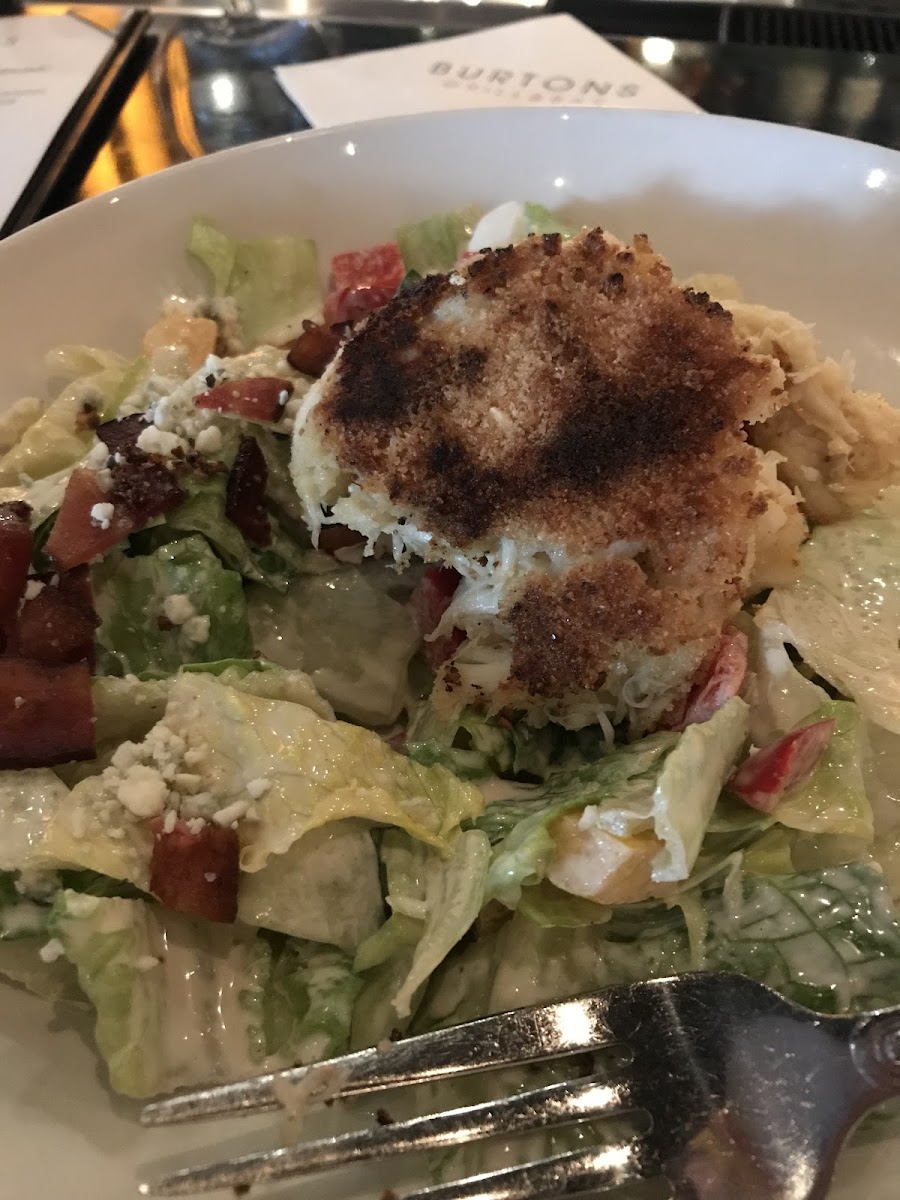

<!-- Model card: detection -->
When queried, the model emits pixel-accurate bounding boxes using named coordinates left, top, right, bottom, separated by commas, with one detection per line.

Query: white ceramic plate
left=2, top=107, right=900, bottom=1200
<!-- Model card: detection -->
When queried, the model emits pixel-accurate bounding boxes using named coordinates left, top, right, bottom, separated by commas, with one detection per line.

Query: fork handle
left=851, top=1007, right=900, bottom=1101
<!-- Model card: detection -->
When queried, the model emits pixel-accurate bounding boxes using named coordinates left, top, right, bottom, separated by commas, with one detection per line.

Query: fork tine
left=139, top=1074, right=638, bottom=1196
left=401, top=1140, right=659, bottom=1200
left=141, top=994, right=621, bottom=1126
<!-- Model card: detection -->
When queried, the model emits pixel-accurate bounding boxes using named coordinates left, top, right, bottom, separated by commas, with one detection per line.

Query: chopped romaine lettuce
left=407, top=701, right=593, bottom=782
left=479, top=732, right=673, bottom=908
left=516, top=881, right=611, bottom=929
left=248, top=569, right=418, bottom=726
left=383, top=830, right=489, bottom=1019
left=465, top=202, right=574, bottom=256
left=151, top=674, right=482, bottom=868
left=745, top=614, right=829, bottom=743
left=0, top=770, right=72, bottom=874
left=396, top=206, right=481, bottom=274
left=211, top=663, right=335, bottom=720
left=94, top=536, right=253, bottom=676
left=479, top=700, right=747, bottom=909
left=0, top=936, right=85, bottom=1004
left=0, top=356, right=127, bottom=487
left=352, top=828, right=490, bottom=1026
left=523, top=202, right=575, bottom=237
left=238, top=821, right=384, bottom=952
left=50, top=890, right=359, bottom=1096
left=0, top=870, right=50, bottom=940
left=91, top=676, right=171, bottom=745
left=419, top=862, right=900, bottom=1032
left=771, top=701, right=873, bottom=841
left=166, top=472, right=305, bottom=593
left=762, top=488, right=900, bottom=735
left=188, top=216, right=321, bottom=346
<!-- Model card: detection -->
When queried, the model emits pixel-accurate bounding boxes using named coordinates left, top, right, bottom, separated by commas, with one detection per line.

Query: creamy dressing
left=157, top=915, right=261, bottom=1087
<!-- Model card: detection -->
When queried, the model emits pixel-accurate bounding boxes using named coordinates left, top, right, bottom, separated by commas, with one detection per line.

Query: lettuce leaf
left=396, top=206, right=481, bottom=274
left=523, top=202, right=575, bottom=237
left=418, top=862, right=900, bottom=1032
left=464, top=202, right=574, bottom=258
left=36, top=670, right=332, bottom=886
left=0, top=770, right=71, bottom=874
left=762, top=489, right=900, bottom=734
left=91, top=676, right=171, bottom=745
left=479, top=699, right=747, bottom=909
left=0, top=936, right=85, bottom=1004
left=238, top=821, right=384, bottom=952
left=0, top=356, right=128, bottom=487
left=50, top=890, right=359, bottom=1096
left=352, top=828, right=489, bottom=1025
left=746, top=614, right=829, bottom=744
left=188, top=216, right=321, bottom=346
left=143, top=674, right=482, bottom=870
left=167, top=472, right=305, bottom=594
left=249, top=568, right=418, bottom=726
left=773, top=701, right=873, bottom=841
left=94, top=536, right=253, bottom=676
left=406, top=701, right=593, bottom=782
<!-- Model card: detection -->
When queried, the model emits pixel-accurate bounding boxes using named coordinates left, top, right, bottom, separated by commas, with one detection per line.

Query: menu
left=275, top=14, right=700, bottom=129
left=0, top=14, right=113, bottom=230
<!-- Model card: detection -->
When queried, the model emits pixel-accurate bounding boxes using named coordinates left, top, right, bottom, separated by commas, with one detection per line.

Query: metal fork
left=139, top=972, right=900, bottom=1200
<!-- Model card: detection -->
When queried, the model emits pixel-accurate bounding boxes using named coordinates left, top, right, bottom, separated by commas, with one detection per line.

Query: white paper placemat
left=276, top=14, right=700, bottom=128
left=0, top=13, right=112, bottom=230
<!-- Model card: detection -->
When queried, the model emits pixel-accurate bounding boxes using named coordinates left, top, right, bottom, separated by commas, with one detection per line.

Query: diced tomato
left=44, top=469, right=138, bottom=571
left=148, top=818, right=239, bottom=923
left=225, top=435, right=270, bottom=547
left=331, top=242, right=405, bottom=294
left=285, top=321, right=342, bottom=378
left=323, top=286, right=396, bottom=327
left=195, top=377, right=292, bottom=424
left=411, top=565, right=465, bottom=670
left=730, top=718, right=836, bottom=813
left=0, top=658, right=94, bottom=768
left=10, top=568, right=98, bottom=666
left=413, top=566, right=461, bottom=634
left=666, top=627, right=749, bottom=731
left=0, top=501, right=32, bottom=636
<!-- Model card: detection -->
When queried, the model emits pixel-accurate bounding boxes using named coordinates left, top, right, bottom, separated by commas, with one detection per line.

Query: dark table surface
left=11, top=0, right=900, bottom=210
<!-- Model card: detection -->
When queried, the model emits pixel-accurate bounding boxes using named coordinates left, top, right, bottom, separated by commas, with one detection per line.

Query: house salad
left=1, top=201, right=900, bottom=1114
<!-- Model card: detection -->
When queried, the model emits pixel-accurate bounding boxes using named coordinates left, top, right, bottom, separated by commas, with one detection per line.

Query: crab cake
left=292, top=228, right=792, bottom=731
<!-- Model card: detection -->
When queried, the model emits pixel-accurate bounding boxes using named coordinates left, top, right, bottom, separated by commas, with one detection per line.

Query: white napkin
left=276, top=14, right=699, bottom=128
left=0, top=14, right=113, bottom=229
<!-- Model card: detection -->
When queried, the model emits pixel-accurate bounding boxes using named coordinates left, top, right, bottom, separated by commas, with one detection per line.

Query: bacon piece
left=411, top=565, right=465, bottom=670
left=195, top=378, right=292, bottom=424
left=225, top=435, right=270, bottom=547
left=285, top=321, right=342, bottom=377
left=0, top=658, right=94, bottom=768
left=148, top=818, right=239, bottom=923
left=730, top=718, right=836, bottom=813
left=331, top=243, right=406, bottom=294
left=323, top=286, right=396, bottom=327
left=44, top=469, right=138, bottom=571
left=0, top=501, right=32, bottom=637
left=95, top=414, right=150, bottom=457
left=666, top=627, right=749, bottom=731
left=10, top=568, right=99, bottom=666
left=110, top=454, right=187, bottom=522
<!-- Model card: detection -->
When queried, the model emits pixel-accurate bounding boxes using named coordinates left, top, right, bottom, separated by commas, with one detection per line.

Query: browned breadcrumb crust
left=313, top=228, right=786, bottom=704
